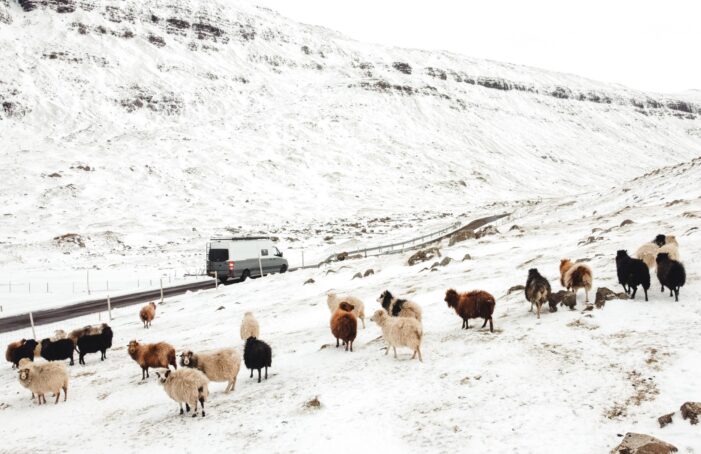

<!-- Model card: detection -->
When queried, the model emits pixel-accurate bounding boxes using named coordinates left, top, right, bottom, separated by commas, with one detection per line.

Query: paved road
left=0, top=279, right=216, bottom=334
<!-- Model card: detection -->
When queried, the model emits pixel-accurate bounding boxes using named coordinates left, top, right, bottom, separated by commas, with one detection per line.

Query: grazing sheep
left=370, top=309, right=423, bottom=362
left=68, top=323, right=108, bottom=345
left=240, top=312, right=260, bottom=340
left=560, top=259, right=593, bottom=304
left=6, top=339, right=25, bottom=368
left=615, top=250, right=650, bottom=301
left=127, top=340, right=177, bottom=380
left=330, top=302, right=358, bottom=351
left=635, top=242, right=659, bottom=269
left=327, top=292, right=366, bottom=329
left=155, top=368, right=209, bottom=417
left=180, top=348, right=241, bottom=393
left=40, top=338, right=76, bottom=366
left=376, top=290, right=423, bottom=321
left=77, top=325, right=113, bottom=365
left=444, top=289, right=495, bottom=332
left=525, top=268, right=551, bottom=319
left=656, top=253, right=686, bottom=302
left=11, top=339, right=38, bottom=367
left=18, top=361, right=69, bottom=405
left=243, top=337, right=272, bottom=383
left=139, top=302, right=157, bottom=329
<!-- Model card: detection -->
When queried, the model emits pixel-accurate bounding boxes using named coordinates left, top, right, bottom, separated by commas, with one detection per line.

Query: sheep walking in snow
left=127, top=340, right=177, bottom=380
left=376, top=290, right=422, bottom=321
left=559, top=259, right=593, bottom=304
left=6, top=339, right=26, bottom=368
left=77, top=325, right=113, bottom=365
left=330, top=302, right=358, bottom=351
left=243, top=337, right=272, bottom=383
left=10, top=339, right=39, bottom=368
left=370, top=309, right=423, bottom=362
left=139, top=302, right=157, bottom=329
left=39, top=337, right=76, bottom=366
left=180, top=348, right=241, bottom=393
left=525, top=268, right=551, bottom=319
left=240, top=312, right=260, bottom=340
left=656, top=253, right=686, bottom=302
left=327, top=292, right=366, bottom=328
left=658, top=235, right=680, bottom=262
left=18, top=361, right=69, bottom=405
left=444, top=289, right=495, bottom=332
left=615, top=250, right=650, bottom=301
left=156, top=368, right=209, bottom=417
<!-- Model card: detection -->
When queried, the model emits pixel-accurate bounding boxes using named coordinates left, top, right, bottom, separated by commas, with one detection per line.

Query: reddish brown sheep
left=127, top=340, right=177, bottom=379
left=330, top=302, right=358, bottom=352
left=5, top=339, right=25, bottom=368
left=444, top=289, right=496, bottom=332
left=139, top=302, right=157, bottom=329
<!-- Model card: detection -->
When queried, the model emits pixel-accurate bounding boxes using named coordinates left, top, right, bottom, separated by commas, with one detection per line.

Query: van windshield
left=208, top=248, right=229, bottom=262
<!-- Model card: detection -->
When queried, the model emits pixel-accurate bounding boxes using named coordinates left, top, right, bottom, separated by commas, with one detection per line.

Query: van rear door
left=207, top=246, right=230, bottom=279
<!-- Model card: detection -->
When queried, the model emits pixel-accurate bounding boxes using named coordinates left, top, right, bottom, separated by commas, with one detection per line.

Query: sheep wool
left=370, top=309, right=423, bottom=362
left=240, top=312, right=260, bottom=340
left=128, top=340, right=177, bottom=380
left=18, top=361, right=69, bottom=405
left=327, top=292, right=366, bottom=329
left=180, top=348, right=241, bottom=393
left=525, top=268, right=551, bottom=319
left=156, top=368, right=209, bottom=417
left=376, top=290, right=423, bottom=322
left=330, top=302, right=358, bottom=351
left=139, top=302, right=157, bottom=329
left=635, top=243, right=659, bottom=269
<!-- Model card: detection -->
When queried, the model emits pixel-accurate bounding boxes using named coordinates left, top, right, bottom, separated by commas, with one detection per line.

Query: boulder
left=462, top=253, right=472, bottom=261
left=658, top=413, right=674, bottom=428
left=507, top=285, right=525, bottom=295
left=448, top=229, right=476, bottom=246
left=351, top=272, right=362, bottom=280
left=595, top=287, right=619, bottom=308
left=303, top=278, right=315, bottom=285
left=363, top=269, right=375, bottom=277
left=680, top=401, right=701, bottom=425
left=610, top=433, right=677, bottom=454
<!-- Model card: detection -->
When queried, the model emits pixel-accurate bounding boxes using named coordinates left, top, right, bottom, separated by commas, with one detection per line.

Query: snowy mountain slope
left=1, top=0, right=701, bottom=278
left=0, top=155, right=699, bottom=453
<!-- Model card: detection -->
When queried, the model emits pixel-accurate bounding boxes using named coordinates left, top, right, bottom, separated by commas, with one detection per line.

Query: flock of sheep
left=3, top=232, right=687, bottom=418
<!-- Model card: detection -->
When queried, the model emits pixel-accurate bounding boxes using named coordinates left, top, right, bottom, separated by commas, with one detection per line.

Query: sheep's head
left=528, top=268, right=540, bottom=278
left=377, top=290, right=392, bottom=309
left=666, top=235, right=678, bottom=246
left=149, top=302, right=157, bottom=309
left=653, top=234, right=666, bottom=247
left=18, top=368, right=31, bottom=383
left=127, top=340, right=140, bottom=356
left=24, top=339, right=38, bottom=350
left=444, top=289, right=459, bottom=308
left=656, top=252, right=670, bottom=264
left=370, top=309, right=388, bottom=326
left=338, top=301, right=355, bottom=312
left=179, top=351, right=195, bottom=368
left=616, top=250, right=629, bottom=261
left=559, top=259, right=572, bottom=273
left=154, top=369, right=171, bottom=385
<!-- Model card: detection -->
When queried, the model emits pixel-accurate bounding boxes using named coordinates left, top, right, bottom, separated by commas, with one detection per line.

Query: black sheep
left=615, top=250, right=650, bottom=301
left=11, top=339, right=38, bottom=367
left=525, top=268, right=551, bottom=319
left=76, top=326, right=113, bottom=365
left=243, top=337, right=272, bottom=383
left=653, top=234, right=667, bottom=247
left=656, top=253, right=686, bottom=302
left=40, top=338, right=76, bottom=365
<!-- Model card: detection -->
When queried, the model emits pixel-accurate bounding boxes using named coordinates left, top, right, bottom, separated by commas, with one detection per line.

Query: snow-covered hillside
left=0, top=155, right=699, bottom=453
left=1, top=0, right=700, bottom=278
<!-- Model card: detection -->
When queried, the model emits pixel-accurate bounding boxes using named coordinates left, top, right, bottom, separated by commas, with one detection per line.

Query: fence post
left=86, top=270, right=90, bottom=295
left=106, top=280, right=109, bottom=293
left=160, top=278, right=164, bottom=304
left=28, top=282, right=31, bottom=293
left=29, top=312, right=36, bottom=339
left=72, top=282, right=75, bottom=294
left=46, top=282, right=49, bottom=293
left=214, top=271, right=218, bottom=289
left=107, top=294, right=112, bottom=320
left=258, top=254, right=264, bottom=278
left=301, top=250, right=304, bottom=267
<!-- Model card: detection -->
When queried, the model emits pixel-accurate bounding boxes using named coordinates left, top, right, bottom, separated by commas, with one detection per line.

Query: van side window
left=208, top=248, right=229, bottom=262
left=261, top=249, right=269, bottom=256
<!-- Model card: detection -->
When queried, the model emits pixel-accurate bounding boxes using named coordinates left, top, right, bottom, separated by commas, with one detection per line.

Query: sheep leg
left=350, top=340, right=353, bottom=352
left=489, top=317, right=494, bottom=333
left=674, top=288, right=679, bottom=302
left=385, top=344, right=389, bottom=355
left=63, top=383, right=68, bottom=402
left=644, top=287, right=648, bottom=302
left=79, top=354, right=84, bottom=366
left=250, top=368, right=253, bottom=378
left=536, top=302, right=541, bottom=319
left=336, top=338, right=339, bottom=348
left=481, top=318, right=488, bottom=329
left=265, top=367, right=268, bottom=380
left=661, top=284, right=665, bottom=293
left=585, top=288, right=589, bottom=303
left=200, top=396, right=206, bottom=417
left=631, top=286, right=637, bottom=300
left=362, top=318, right=366, bottom=329
left=529, top=302, right=533, bottom=312
left=69, top=354, right=74, bottom=366
left=393, top=347, right=397, bottom=359
left=257, top=368, right=261, bottom=383
left=669, top=288, right=673, bottom=297
left=55, top=390, right=60, bottom=404
left=192, top=400, right=198, bottom=418
left=180, top=403, right=184, bottom=415
left=416, top=347, right=423, bottom=362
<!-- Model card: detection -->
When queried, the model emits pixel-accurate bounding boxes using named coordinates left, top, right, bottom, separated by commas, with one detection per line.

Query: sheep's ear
left=165, top=370, right=171, bottom=378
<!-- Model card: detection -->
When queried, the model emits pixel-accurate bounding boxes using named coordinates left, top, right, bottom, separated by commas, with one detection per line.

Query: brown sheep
left=127, top=340, right=177, bottom=380
left=139, top=302, right=157, bottom=329
left=5, top=339, right=26, bottom=368
left=559, top=259, right=593, bottom=304
left=330, top=302, right=358, bottom=352
left=444, top=289, right=495, bottom=332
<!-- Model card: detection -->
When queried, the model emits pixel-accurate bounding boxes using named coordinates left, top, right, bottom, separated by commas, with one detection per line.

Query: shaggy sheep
left=139, top=302, right=157, bottom=329
left=68, top=323, right=108, bottom=345
left=615, top=250, right=650, bottom=301
left=155, top=368, right=209, bottom=417
left=444, top=289, right=495, bottom=332
left=243, top=337, right=272, bottom=383
left=11, top=339, right=38, bottom=367
left=327, top=292, right=366, bottom=329
left=370, top=309, right=423, bottom=362
left=525, top=268, right=551, bottom=319
left=40, top=338, right=76, bottom=366
left=330, top=301, right=358, bottom=351
left=50, top=330, right=66, bottom=342
left=656, top=253, right=686, bottom=302
left=635, top=242, right=659, bottom=269
left=127, top=340, right=177, bottom=380
left=77, top=326, right=113, bottom=365
left=560, top=259, right=593, bottom=304
left=180, top=348, right=241, bottom=393
left=240, top=311, right=260, bottom=340
left=6, top=339, right=25, bottom=368
left=376, top=290, right=422, bottom=321
left=18, top=361, right=69, bottom=405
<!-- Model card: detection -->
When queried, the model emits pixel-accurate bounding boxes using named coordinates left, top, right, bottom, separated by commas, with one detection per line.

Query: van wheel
left=240, top=270, right=250, bottom=282
left=280, top=265, right=288, bottom=274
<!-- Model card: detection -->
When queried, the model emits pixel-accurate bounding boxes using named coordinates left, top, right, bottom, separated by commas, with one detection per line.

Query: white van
left=206, top=237, right=288, bottom=283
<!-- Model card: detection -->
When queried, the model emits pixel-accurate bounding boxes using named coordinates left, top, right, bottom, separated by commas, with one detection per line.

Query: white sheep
left=240, top=312, right=260, bottom=340
left=370, top=309, right=423, bottom=362
left=155, top=368, right=209, bottom=417
left=327, top=291, right=366, bottom=328
left=179, top=348, right=241, bottom=393
left=659, top=235, right=680, bottom=261
left=376, top=290, right=422, bottom=321
left=17, top=360, right=69, bottom=405
left=635, top=243, right=659, bottom=269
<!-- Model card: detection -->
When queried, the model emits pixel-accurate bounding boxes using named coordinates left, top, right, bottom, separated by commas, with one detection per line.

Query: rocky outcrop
left=610, top=433, right=677, bottom=454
